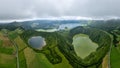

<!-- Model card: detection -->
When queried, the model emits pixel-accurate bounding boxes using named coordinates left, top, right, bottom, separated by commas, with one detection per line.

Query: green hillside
left=0, top=25, right=117, bottom=68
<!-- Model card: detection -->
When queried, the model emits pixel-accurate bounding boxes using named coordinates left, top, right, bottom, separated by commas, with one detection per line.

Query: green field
left=24, top=47, right=52, bottom=68
left=24, top=47, right=72, bottom=68
left=0, top=29, right=73, bottom=68
left=0, top=53, right=16, bottom=68
left=0, top=27, right=113, bottom=68
left=72, top=34, right=98, bottom=59
left=14, top=36, right=27, bottom=68
left=14, top=36, right=27, bottom=51
left=0, top=32, right=16, bottom=68
left=110, top=45, right=120, bottom=68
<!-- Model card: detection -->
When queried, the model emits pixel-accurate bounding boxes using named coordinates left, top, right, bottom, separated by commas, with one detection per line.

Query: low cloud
left=0, top=0, right=120, bottom=21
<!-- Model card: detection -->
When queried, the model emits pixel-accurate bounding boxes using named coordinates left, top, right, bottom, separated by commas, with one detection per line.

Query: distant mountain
left=0, top=20, right=88, bottom=30
left=1, top=19, right=120, bottom=31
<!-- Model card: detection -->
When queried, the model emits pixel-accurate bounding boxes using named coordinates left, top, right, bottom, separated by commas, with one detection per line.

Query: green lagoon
left=72, top=34, right=98, bottom=59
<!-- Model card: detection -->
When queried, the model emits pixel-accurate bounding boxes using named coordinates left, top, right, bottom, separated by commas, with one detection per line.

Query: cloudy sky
left=0, top=0, right=120, bottom=21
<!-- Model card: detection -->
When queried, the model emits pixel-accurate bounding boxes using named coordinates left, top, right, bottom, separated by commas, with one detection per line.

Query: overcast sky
left=0, top=0, right=120, bottom=21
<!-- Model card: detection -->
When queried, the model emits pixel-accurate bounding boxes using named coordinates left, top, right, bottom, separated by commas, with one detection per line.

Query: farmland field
left=110, top=45, right=120, bottom=68
left=24, top=47, right=72, bottom=68
left=0, top=32, right=16, bottom=68
left=0, top=53, right=16, bottom=68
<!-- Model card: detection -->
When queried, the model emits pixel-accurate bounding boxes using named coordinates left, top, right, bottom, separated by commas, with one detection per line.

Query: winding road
left=11, top=40, right=19, bottom=68
left=108, top=45, right=112, bottom=68
left=5, top=33, right=19, bottom=68
left=108, top=34, right=113, bottom=68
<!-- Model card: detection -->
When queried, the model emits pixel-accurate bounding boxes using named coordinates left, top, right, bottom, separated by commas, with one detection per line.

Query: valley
left=0, top=19, right=120, bottom=68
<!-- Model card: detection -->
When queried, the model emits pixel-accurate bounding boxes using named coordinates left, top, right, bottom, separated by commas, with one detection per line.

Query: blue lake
left=28, top=36, right=46, bottom=50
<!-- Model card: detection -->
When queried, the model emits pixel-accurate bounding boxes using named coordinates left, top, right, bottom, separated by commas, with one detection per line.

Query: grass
left=72, top=34, right=98, bottom=59
left=24, top=47, right=73, bottom=68
left=102, top=54, right=109, bottom=68
left=0, top=31, right=16, bottom=68
left=14, top=36, right=27, bottom=68
left=0, top=32, right=15, bottom=54
left=8, top=31, right=18, bottom=40
left=14, top=36, right=27, bottom=51
left=0, top=30, right=27, bottom=68
left=18, top=51, right=27, bottom=68
left=0, top=46, right=14, bottom=54
left=32, top=47, right=72, bottom=68
left=24, top=47, right=36, bottom=68
left=0, top=39, right=3, bottom=46
left=54, top=47, right=72, bottom=68
left=110, top=45, right=120, bottom=68
left=24, top=47, right=53, bottom=68
left=0, top=32, right=13, bottom=47
left=32, top=53, right=53, bottom=68
left=0, top=53, right=16, bottom=68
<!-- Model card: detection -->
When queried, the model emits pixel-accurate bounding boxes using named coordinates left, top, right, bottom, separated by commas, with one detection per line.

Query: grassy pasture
left=24, top=47, right=53, bottom=68
left=14, top=36, right=27, bottom=51
left=24, top=47, right=72, bottom=68
left=0, top=53, right=16, bottom=68
left=0, top=32, right=15, bottom=54
left=53, top=47, right=72, bottom=68
left=0, top=31, right=16, bottom=68
left=24, top=47, right=36, bottom=68
left=110, top=45, right=120, bottom=68
left=14, top=36, right=28, bottom=68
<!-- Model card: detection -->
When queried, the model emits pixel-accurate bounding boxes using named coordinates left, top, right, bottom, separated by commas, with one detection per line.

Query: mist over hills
left=0, top=19, right=88, bottom=30
left=0, top=18, right=120, bottom=31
